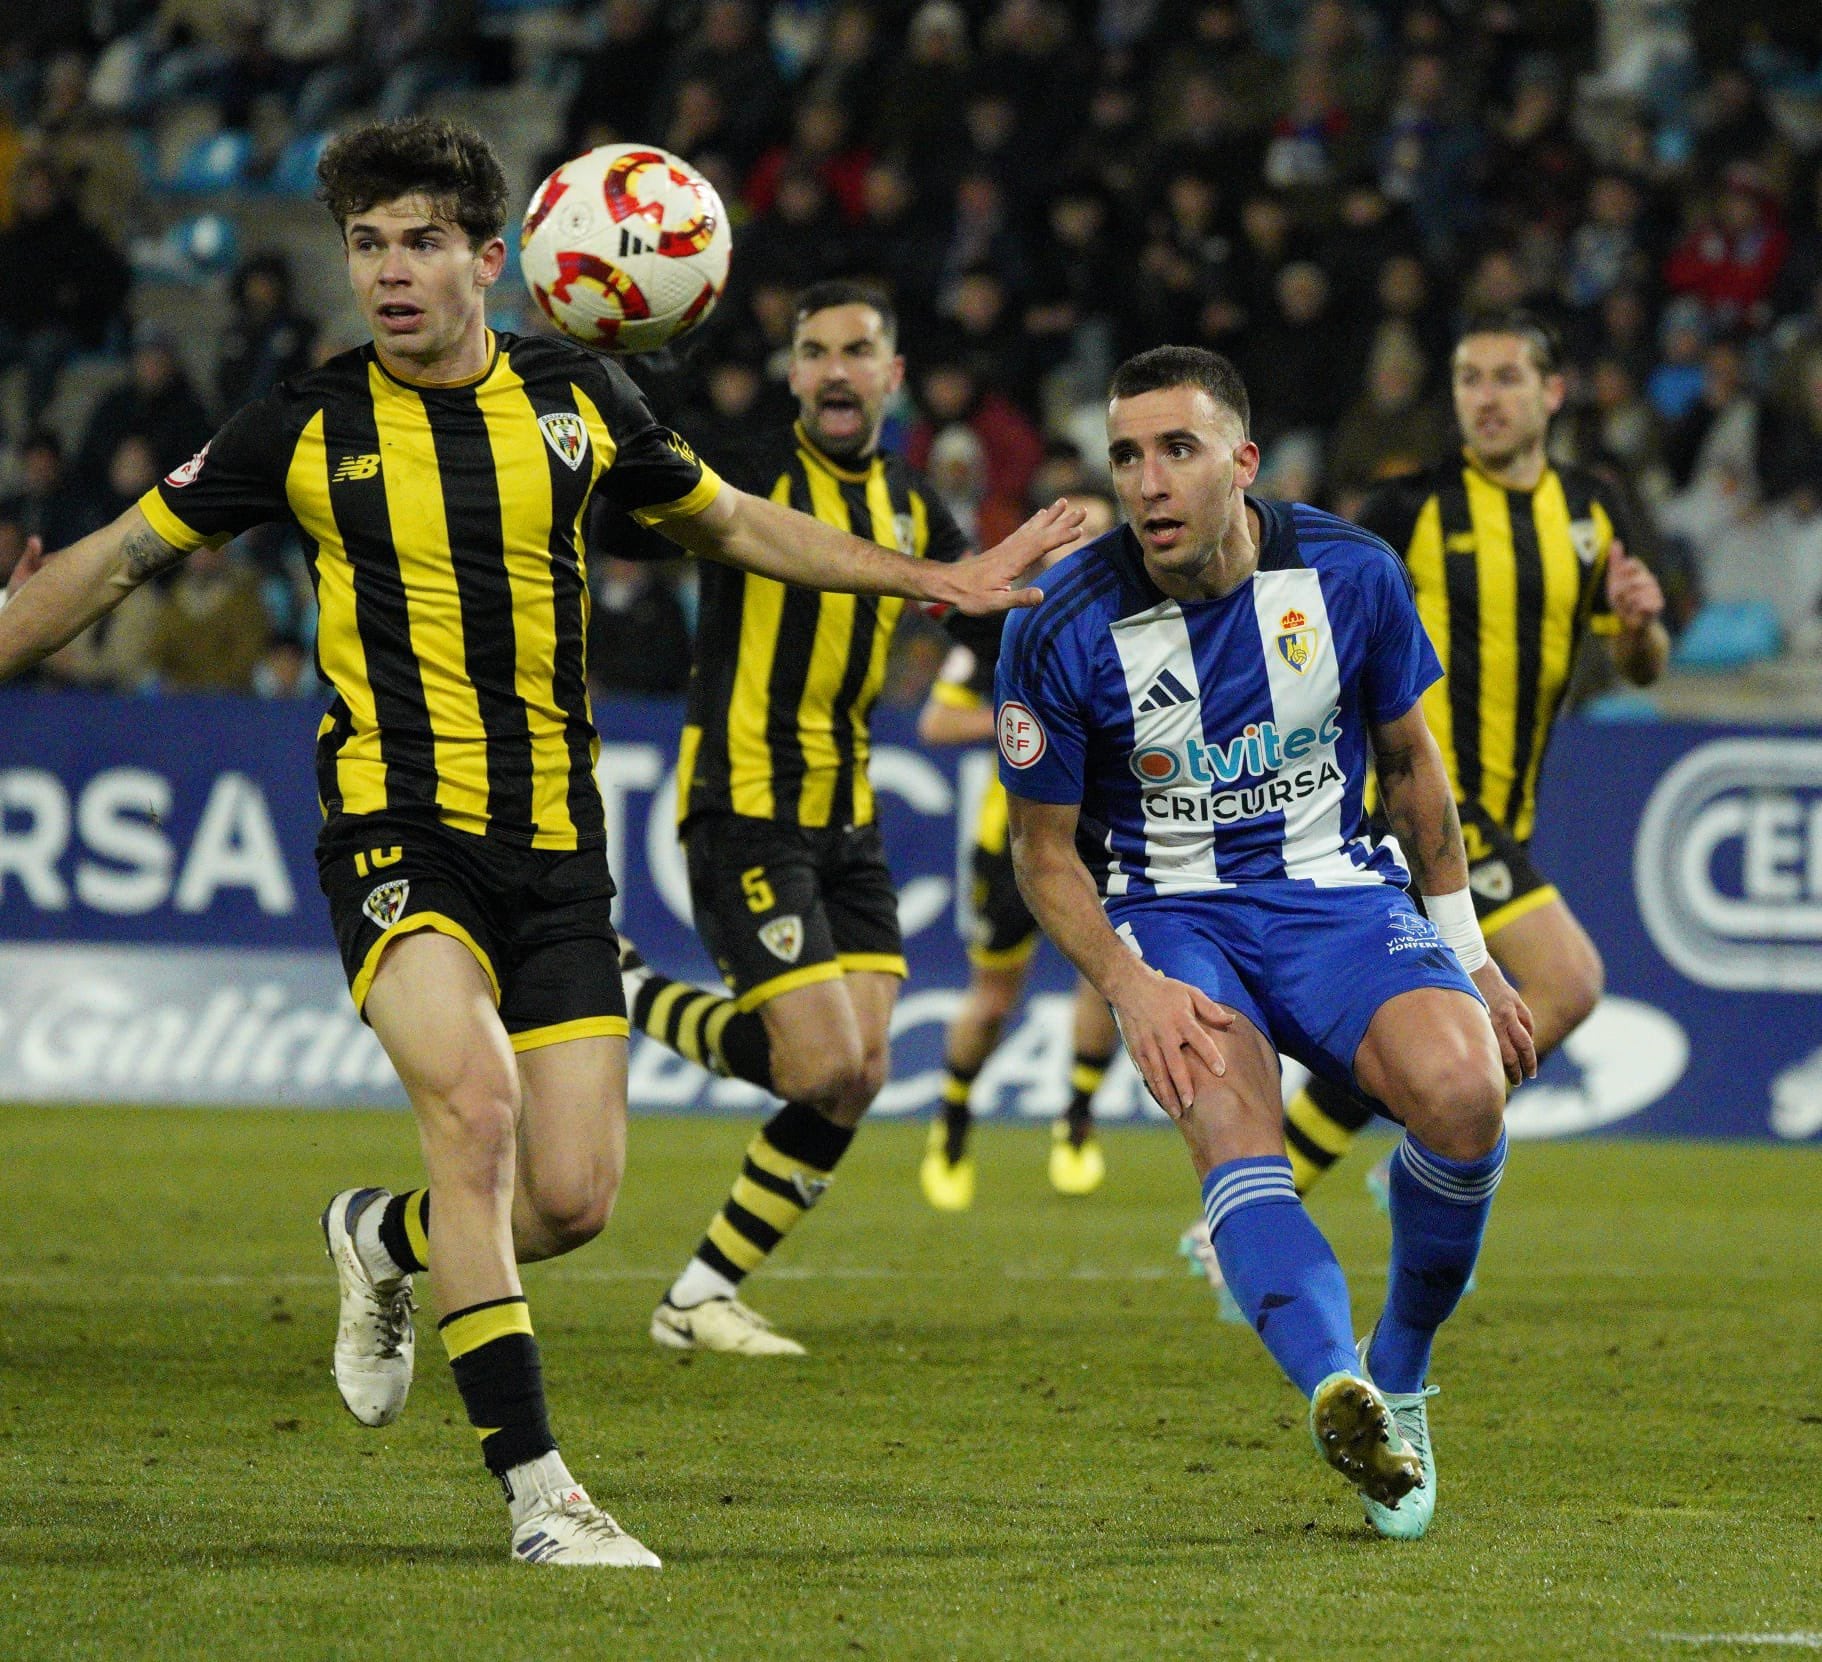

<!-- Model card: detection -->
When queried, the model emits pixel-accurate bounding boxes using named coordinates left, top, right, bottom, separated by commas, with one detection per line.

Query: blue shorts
left=1105, top=882, right=1482, bottom=1095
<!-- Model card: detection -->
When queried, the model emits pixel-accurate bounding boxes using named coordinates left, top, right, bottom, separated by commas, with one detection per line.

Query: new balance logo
left=1136, top=669, right=1195, bottom=712
left=332, top=453, right=380, bottom=482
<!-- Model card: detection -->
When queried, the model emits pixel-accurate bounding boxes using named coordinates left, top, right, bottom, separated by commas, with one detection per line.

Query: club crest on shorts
left=537, top=412, right=589, bottom=471
left=1386, top=910, right=1440, bottom=954
left=1470, top=859, right=1514, bottom=903
left=362, top=879, right=410, bottom=929
left=758, top=914, right=804, bottom=963
left=1275, top=607, right=1318, bottom=673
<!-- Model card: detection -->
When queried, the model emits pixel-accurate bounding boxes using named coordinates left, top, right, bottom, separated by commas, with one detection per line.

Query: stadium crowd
left=2, top=0, right=1821, bottom=695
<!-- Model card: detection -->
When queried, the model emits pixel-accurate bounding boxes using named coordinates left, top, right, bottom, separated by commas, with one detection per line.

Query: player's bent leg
left=1283, top=1075, right=1379, bottom=1196
left=657, top=973, right=899, bottom=1353
left=511, top=1035, right=627, bottom=1263
left=1355, top=986, right=1509, bottom=1411
left=1485, top=894, right=1603, bottom=1058
left=924, top=958, right=1029, bottom=1211
left=361, top=934, right=656, bottom=1566
left=1050, top=976, right=1116, bottom=1196
left=1172, top=1013, right=1421, bottom=1506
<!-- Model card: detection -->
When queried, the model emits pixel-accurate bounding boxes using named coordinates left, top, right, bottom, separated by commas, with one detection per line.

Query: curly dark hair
left=316, top=117, right=509, bottom=246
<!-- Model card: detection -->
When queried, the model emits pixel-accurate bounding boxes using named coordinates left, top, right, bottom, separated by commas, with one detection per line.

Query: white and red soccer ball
left=520, top=143, right=731, bottom=354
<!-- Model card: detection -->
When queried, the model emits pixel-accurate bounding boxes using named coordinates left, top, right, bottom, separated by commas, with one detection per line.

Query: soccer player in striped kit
left=995, top=346, right=1536, bottom=1538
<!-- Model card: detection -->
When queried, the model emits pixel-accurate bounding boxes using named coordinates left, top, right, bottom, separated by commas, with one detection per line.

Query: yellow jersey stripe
left=1464, top=466, right=1519, bottom=825
left=795, top=457, right=856, bottom=828
left=366, top=363, right=493, bottom=833
left=726, top=478, right=792, bottom=818
left=1404, top=496, right=1457, bottom=797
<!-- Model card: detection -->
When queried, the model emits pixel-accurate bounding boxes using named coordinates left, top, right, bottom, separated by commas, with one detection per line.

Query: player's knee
left=1544, top=939, right=1604, bottom=1046
left=771, top=1030, right=865, bottom=1112
left=969, top=966, right=1024, bottom=1027
left=537, top=1174, right=615, bottom=1253
left=1397, top=1032, right=1505, bottom=1160
left=424, top=1076, right=519, bottom=1172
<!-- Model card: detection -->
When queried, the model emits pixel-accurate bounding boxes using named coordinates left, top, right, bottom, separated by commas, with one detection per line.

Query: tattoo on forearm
left=1376, top=740, right=1461, bottom=881
left=122, top=527, right=186, bottom=582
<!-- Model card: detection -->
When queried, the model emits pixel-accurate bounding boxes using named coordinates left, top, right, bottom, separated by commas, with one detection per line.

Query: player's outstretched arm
left=662, top=488, right=1079, bottom=615
left=0, top=506, right=186, bottom=685
left=1371, top=705, right=1538, bottom=1085
left=1007, top=793, right=1233, bottom=1116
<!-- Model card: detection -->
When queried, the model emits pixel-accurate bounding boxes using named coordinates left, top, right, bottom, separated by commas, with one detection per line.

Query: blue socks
left=1369, top=1131, right=1508, bottom=1393
left=1203, top=1156, right=1358, bottom=1397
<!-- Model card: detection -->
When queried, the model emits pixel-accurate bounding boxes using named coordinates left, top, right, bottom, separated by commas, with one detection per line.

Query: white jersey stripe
left=1110, top=600, right=1227, bottom=893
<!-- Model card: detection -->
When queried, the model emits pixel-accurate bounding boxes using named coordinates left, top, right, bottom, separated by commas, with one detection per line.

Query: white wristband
left=1423, top=887, right=1488, bottom=973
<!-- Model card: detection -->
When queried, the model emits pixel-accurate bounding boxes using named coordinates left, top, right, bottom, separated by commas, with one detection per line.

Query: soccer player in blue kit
left=994, top=347, right=1537, bottom=1538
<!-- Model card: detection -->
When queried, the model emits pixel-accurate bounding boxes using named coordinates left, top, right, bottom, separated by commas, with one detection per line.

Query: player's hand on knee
left=1114, top=974, right=1233, bottom=1119
left=1471, top=962, right=1537, bottom=1086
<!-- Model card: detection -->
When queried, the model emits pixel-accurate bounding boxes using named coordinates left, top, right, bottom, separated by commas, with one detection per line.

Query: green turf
left=0, top=1107, right=1817, bottom=1660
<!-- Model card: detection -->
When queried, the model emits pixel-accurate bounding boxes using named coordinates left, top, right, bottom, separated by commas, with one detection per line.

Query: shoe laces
left=1383, top=1385, right=1438, bottom=1458
left=545, top=1495, right=624, bottom=1542
left=725, top=1298, right=775, bottom=1332
left=363, top=1278, right=415, bottom=1359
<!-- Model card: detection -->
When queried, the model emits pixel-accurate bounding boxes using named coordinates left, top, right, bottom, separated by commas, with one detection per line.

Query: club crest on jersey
left=362, top=879, right=410, bottom=929
left=1569, top=518, right=1601, bottom=564
left=1470, top=859, right=1515, bottom=903
left=892, top=511, right=915, bottom=554
left=538, top=412, right=589, bottom=471
left=758, top=915, right=804, bottom=963
left=1275, top=608, right=1318, bottom=674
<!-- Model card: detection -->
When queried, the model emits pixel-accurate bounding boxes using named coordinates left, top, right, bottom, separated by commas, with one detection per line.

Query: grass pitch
left=0, top=1107, right=1817, bottom=1661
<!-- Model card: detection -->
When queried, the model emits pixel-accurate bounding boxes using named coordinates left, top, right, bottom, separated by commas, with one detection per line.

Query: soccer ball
left=519, top=143, right=732, bottom=354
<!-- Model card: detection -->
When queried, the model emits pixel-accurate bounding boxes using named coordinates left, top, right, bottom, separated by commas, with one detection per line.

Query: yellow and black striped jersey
left=1358, top=453, right=1625, bottom=843
left=676, top=421, right=969, bottom=831
left=928, top=616, right=1010, bottom=851
left=140, top=330, right=719, bottom=850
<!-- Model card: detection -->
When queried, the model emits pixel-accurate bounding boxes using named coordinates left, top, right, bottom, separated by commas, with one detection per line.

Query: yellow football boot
left=919, top=1121, right=976, bottom=1211
left=1047, top=1120, right=1106, bottom=1197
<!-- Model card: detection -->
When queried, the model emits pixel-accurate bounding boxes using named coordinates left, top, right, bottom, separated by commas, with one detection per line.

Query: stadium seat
left=128, top=213, right=240, bottom=285
left=1669, top=601, right=1783, bottom=670
left=166, top=129, right=251, bottom=194
left=1581, top=689, right=1661, bottom=721
left=267, top=132, right=329, bottom=197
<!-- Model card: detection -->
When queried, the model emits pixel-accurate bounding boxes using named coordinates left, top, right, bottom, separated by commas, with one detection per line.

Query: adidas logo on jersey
left=1136, top=668, right=1195, bottom=712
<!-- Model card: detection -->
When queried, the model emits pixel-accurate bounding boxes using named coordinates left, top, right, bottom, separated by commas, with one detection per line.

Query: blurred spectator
left=907, top=357, right=1043, bottom=506
left=0, top=429, right=98, bottom=555
left=1485, top=52, right=1587, bottom=242
left=677, top=352, right=789, bottom=487
left=875, top=1, right=971, bottom=161
left=216, top=254, right=317, bottom=413
left=937, top=171, right=1028, bottom=299
left=0, top=156, right=131, bottom=413
left=845, top=162, right=943, bottom=307
left=1326, top=328, right=1450, bottom=510
left=1376, top=50, right=1483, bottom=260
left=1241, top=260, right=1357, bottom=445
left=76, top=325, right=211, bottom=492
left=745, top=96, right=872, bottom=225
left=732, top=167, right=848, bottom=295
left=144, top=540, right=270, bottom=692
left=1657, top=339, right=1764, bottom=585
left=659, top=0, right=783, bottom=173
left=1646, top=297, right=1711, bottom=422
left=1023, top=181, right=1124, bottom=404
left=936, top=266, right=1042, bottom=413
left=924, top=422, right=1022, bottom=550
left=1563, top=174, right=1654, bottom=313
left=561, top=0, right=665, bottom=157
left=1664, top=166, right=1789, bottom=332
left=798, top=4, right=886, bottom=120
left=293, top=0, right=474, bottom=134
left=586, top=557, right=692, bottom=697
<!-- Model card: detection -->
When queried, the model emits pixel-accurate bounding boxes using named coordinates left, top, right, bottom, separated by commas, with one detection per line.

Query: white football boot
left=511, top=1488, right=662, bottom=1568
left=650, top=1295, right=805, bottom=1356
left=321, top=1187, right=415, bottom=1426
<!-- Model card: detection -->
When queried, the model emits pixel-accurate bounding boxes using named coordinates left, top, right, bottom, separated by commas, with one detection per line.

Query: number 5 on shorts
left=741, top=865, right=775, bottom=914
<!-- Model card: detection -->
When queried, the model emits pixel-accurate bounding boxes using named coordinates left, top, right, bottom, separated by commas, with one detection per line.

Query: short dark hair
left=1108, top=345, right=1250, bottom=436
left=1457, top=308, right=1561, bottom=376
left=792, top=280, right=897, bottom=346
left=317, top=117, right=509, bottom=247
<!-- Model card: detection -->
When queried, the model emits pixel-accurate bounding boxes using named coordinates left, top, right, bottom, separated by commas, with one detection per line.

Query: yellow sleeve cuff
left=136, top=488, right=213, bottom=552
left=630, top=465, right=724, bottom=528
left=930, top=681, right=984, bottom=711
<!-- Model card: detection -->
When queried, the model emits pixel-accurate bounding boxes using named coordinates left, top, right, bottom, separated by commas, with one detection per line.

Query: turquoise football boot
left=1308, top=1370, right=1422, bottom=1509
left=1354, top=1335, right=1438, bottom=1540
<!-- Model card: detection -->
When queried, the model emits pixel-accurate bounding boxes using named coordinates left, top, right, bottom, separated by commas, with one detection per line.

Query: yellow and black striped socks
left=1063, top=1048, right=1115, bottom=1146
left=686, top=1102, right=854, bottom=1295
left=439, top=1294, right=557, bottom=1484
left=937, top=1060, right=978, bottom=1160
left=629, top=968, right=774, bottom=1092
left=1283, top=1078, right=1377, bottom=1195
left=376, top=1188, right=431, bottom=1274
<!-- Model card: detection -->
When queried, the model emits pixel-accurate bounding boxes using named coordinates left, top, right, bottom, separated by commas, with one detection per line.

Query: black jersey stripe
left=1436, top=476, right=1482, bottom=805
left=1505, top=489, right=1546, bottom=834
left=429, top=385, right=537, bottom=840
left=326, top=377, right=442, bottom=812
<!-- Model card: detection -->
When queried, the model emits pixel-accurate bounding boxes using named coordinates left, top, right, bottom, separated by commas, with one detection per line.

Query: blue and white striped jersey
left=994, top=497, right=1441, bottom=896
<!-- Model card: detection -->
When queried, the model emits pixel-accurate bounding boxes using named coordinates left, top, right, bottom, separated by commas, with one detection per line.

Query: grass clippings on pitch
left=0, top=1107, right=1816, bottom=1661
